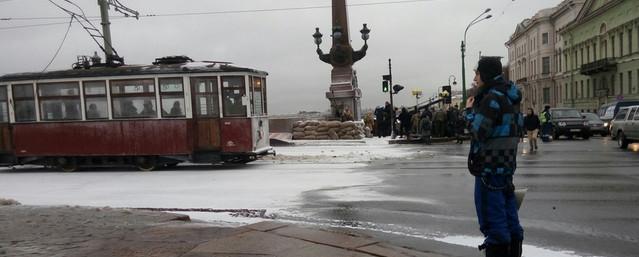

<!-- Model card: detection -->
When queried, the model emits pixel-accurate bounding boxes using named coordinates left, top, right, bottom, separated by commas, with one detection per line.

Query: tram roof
left=0, top=62, right=268, bottom=83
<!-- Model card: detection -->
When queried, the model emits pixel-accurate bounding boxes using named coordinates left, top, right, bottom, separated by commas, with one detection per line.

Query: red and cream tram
left=0, top=56, right=273, bottom=171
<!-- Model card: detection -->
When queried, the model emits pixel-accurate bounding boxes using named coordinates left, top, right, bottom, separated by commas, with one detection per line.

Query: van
left=598, top=100, right=639, bottom=132
left=610, top=105, right=639, bottom=149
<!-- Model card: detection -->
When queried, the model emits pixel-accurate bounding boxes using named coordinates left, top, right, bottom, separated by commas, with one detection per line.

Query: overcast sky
left=0, top=0, right=564, bottom=115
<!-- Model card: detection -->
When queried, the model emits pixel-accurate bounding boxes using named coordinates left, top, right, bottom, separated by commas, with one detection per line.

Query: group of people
left=119, top=100, right=183, bottom=118
left=370, top=102, right=466, bottom=144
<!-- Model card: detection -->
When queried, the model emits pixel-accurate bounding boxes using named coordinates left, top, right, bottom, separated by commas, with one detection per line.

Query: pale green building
left=559, top=0, right=639, bottom=113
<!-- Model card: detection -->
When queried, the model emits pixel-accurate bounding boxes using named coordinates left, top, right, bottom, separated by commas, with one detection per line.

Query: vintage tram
left=0, top=56, right=273, bottom=171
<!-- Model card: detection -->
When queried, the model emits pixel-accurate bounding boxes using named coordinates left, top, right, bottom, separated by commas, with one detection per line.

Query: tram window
left=13, top=84, right=36, bottom=122
left=37, top=82, right=81, bottom=121
left=250, top=77, right=264, bottom=116
left=84, top=81, right=108, bottom=120
left=111, top=79, right=157, bottom=118
left=0, top=86, right=8, bottom=122
left=221, top=76, right=246, bottom=117
left=159, top=78, right=185, bottom=118
left=261, top=78, right=267, bottom=115
left=191, top=77, right=219, bottom=117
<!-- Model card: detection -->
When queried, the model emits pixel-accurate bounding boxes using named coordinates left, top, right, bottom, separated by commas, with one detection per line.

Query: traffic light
left=382, top=81, right=389, bottom=92
left=442, top=85, right=452, bottom=104
left=392, top=84, right=404, bottom=94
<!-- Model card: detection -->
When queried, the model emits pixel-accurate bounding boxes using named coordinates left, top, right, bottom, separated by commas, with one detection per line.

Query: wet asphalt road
left=293, top=137, right=639, bottom=257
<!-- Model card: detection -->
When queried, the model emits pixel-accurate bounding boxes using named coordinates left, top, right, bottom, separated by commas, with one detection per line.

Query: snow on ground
left=266, top=137, right=434, bottom=163
left=0, top=163, right=377, bottom=212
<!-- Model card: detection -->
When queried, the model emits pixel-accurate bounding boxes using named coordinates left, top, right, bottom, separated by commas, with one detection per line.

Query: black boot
left=485, top=244, right=509, bottom=257
left=509, top=239, right=522, bottom=257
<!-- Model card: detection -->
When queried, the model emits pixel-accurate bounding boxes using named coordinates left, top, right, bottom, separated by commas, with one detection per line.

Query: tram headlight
left=558, top=122, right=567, bottom=127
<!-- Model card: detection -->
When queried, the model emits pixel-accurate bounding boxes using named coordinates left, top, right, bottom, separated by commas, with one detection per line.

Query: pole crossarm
left=108, top=0, right=139, bottom=19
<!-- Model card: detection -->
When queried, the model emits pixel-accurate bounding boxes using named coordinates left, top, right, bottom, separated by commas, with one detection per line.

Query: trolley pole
left=388, top=58, right=395, bottom=139
left=98, top=0, right=114, bottom=64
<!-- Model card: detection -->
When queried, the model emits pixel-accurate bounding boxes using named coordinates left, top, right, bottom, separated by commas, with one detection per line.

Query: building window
left=611, top=75, right=616, bottom=95
left=629, top=29, right=633, bottom=54
left=564, top=53, right=568, bottom=71
left=580, top=80, right=584, bottom=99
left=84, top=81, right=108, bottom=120
left=629, top=71, right=633, bottom=95
left=110, top=79, right=157, bottom=119
left=603, top=40, right=608, bottom=58
left=558, top=52, right=562, bottom=72
left=542, top=57, right=550, bottom=75
left=580, top=48, right=584, bottom=66
left=221, top=76, right=247, bottom=117
left=620, top=73, right=624, bottom=95
left=542, top=33, right=549, bottom=45
left=159, top=78, right=186, bottom=118
left=191, top=77, right=220, bottom=118
left=543, top=87, right=550, bottom=104
left=587, top=79, right=590, bottom=98
left=586, top=46, right=590, bottom=62
left=37, top=82, right=81, bottom=121
left=565, top=83, right=568, bottom=100
left=620, top=32, right=624, bottom=56
left=593, top=42, right=597, bottom=60
left=0, top=86, right=8, bottom=122
left=12, top=84, right=36, bottom=122
left=612, top=36, right=615, bottom=58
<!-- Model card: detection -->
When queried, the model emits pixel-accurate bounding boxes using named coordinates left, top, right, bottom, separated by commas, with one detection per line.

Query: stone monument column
left=313, top=0, right=370, bottom=120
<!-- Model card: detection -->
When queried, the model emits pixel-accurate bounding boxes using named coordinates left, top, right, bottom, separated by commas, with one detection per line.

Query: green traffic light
left=382, top=81, right=389, bottom=92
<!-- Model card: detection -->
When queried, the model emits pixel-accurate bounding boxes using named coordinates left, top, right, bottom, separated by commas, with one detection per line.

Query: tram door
left=0, top=86, right=13, bottom=159
left=190, top=77, right=221, bottom=152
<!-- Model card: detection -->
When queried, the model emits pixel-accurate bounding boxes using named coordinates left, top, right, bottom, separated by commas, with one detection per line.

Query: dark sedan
left=582, top=112, right=608, bottom=136
left=550, top=108, right=590, bottom=139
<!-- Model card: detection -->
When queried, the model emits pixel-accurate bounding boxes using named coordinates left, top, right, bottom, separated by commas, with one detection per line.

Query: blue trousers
left=474, top=175, right=524, bottom=245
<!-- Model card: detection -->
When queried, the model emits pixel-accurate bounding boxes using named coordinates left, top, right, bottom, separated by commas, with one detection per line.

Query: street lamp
left=313, top=23, right=370, bottom=51
left=313, top=28, right=323, bottom=49
left=461, top=8, right=492, bottom=108
left=448, top=75, right=457, bottom=87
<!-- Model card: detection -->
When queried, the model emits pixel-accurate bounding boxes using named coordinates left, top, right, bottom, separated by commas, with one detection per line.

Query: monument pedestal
left=326, top=67, right=362, bottom=120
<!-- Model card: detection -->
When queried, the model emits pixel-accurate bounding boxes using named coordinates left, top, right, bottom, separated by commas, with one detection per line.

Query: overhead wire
left=42, top=15, right=73, bottom=72
left=0, top=0, right=437, bottom=29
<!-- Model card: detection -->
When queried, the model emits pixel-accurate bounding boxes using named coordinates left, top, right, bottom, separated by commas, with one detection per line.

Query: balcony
left=580, top=58, right=617, bottom=75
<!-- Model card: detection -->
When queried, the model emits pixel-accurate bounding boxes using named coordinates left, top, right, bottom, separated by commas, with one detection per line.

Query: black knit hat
left=476, top=56, right=503, bottom=84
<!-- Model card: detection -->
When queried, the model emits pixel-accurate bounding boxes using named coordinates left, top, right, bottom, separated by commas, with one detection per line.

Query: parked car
left=550, top=108, right=590, bottom=139
left=582, top=112, right=608, bottom=136
left=610, top=105, right=639, bottom=149
left=598, top=100, right=639, bottom=133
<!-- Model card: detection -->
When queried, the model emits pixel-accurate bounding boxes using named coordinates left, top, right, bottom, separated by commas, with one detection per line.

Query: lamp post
left=461, top=8, right=492, bottom=108
left=313, top=22, right=370, bottom=120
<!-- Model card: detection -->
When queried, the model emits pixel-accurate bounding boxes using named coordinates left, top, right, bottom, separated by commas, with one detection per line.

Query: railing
left=580, top=58, right=617, bottom=75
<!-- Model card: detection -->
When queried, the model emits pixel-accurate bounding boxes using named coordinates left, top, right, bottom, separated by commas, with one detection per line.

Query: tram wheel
left=135, top=157, right=157, bottom=171
left=57, top=158, right=78, bottom=172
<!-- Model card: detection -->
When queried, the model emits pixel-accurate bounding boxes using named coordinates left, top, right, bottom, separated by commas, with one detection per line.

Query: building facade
left=506, top=0, right=585, bottom=112
left=559, top=0, right=639, bottom=113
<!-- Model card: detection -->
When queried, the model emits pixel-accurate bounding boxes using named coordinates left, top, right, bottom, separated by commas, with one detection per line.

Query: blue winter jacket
left=465, top=78, right=523, bottom=176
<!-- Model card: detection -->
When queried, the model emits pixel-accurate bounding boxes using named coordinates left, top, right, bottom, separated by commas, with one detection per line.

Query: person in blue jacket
left=465, top=56, right=524, bottom=257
